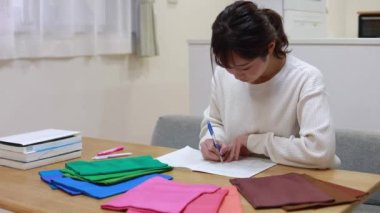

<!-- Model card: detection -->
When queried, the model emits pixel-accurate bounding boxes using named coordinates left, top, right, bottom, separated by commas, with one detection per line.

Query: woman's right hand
left=200, top=139, right=226, bottom=162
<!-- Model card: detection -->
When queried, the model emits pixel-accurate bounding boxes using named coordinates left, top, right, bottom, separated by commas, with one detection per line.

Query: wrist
left=246, top=133, right=272, bottom=155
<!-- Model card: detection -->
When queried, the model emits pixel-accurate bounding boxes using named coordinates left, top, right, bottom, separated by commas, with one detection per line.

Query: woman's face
left=226, top=52, right=270, bottom=84
left=225, top=42, right=275, bottom=84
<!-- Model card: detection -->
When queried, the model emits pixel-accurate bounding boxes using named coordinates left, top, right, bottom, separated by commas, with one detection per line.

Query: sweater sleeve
left=199, top=70, right=227, bottom=146
left=246, top=84, right=339, bottom=169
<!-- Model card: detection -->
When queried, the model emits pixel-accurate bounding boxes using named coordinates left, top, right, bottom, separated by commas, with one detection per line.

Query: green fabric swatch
left=65, top=155, right=169, bottom=176
left=61, top=166, right=172, bottom=184
left=61, top=155, right=172, bottom=184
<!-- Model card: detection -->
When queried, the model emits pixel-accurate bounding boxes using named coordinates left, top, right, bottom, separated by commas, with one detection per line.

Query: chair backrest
left=151, top=115, right=202, bottom=149
left=336, top=129, right=380, bottom=173
left=335, top=129, right=380, bottom=206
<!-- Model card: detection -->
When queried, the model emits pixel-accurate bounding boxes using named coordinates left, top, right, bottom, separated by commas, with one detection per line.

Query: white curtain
left=0, top=0, right=133, bottom=59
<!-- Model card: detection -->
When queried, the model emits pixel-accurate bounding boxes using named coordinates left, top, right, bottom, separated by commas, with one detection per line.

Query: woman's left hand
left=222, top=134, right=250, bottom=162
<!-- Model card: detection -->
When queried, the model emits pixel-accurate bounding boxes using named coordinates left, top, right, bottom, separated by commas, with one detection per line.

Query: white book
left=0, top=150, right=82, bottom=170
left=0, top=134, right=81, bottom=154
left=0, top=142, right=82, bottom=162
left=157, top=146, right=276, bottom=178
left=0, top=129, right=80, bottom=146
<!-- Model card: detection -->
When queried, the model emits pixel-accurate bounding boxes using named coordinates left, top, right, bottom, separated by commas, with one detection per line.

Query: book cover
left=0, top=142, right=82, bottom=162
left=0, top=135, right=81, bottom=154
left=0, top=150, right=82, bottom=170
left=0, top=129, right=80, bottom=146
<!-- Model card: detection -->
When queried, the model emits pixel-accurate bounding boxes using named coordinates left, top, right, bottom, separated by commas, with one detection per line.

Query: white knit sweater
left=200, top=55, right=340, bottom=169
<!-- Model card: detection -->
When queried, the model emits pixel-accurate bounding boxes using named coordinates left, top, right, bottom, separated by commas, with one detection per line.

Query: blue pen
left=207, top=120, right=223, bottom=162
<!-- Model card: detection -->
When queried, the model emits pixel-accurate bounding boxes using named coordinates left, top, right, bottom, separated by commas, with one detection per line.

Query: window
left=0, top=0, right=133, bottom=59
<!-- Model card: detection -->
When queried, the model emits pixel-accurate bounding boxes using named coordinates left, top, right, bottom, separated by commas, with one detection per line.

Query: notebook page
left=156, top=146, right=276, bottom=178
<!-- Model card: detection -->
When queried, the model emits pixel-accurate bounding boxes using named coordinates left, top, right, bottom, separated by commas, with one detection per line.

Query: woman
left=199, top=1, right=340, bottom=169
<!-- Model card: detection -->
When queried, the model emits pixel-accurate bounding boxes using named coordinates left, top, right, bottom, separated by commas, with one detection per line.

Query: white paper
left=157, top=146, right=276, bottom=178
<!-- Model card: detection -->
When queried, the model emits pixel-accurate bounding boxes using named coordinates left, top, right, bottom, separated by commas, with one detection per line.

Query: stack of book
left=0, top=129, right=82, bottom=170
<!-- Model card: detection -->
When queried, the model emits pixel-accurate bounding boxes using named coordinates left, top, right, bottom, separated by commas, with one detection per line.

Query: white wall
left=326, top=0, right=346, bottom=37
left=0, top=0, right=234, bottom=144
left=327, top=0, right=380, bottom=37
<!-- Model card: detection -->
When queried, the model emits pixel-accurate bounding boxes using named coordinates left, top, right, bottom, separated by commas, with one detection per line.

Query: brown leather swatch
left=283, top=174, right=367, bottom=211
left=230, top=173, right=334, bottom=209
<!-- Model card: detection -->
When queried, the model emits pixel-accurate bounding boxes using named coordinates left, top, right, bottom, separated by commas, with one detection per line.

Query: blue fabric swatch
left=39, top=169, right=81, bottom=195
left=51, top=173, right=173, bottom=199
left=39, top=170, right=62, bottom=189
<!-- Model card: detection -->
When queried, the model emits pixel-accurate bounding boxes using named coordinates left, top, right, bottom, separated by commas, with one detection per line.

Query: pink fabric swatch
left=101, top=176, right=220, bottom=213
left=127, top=207, right=157, bottom=213
left=218, top=186, right=243, bottom=213
left=183, top=188, right=228, bottom=213
left=127, top=188, right=229, bottom=213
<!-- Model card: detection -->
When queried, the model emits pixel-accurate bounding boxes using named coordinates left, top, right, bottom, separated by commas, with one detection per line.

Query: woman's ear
left=268, top=41, right=276, bottom=54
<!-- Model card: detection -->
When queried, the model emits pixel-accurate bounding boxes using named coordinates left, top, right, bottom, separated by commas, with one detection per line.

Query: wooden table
left=0, top=137, right=379, bottom=213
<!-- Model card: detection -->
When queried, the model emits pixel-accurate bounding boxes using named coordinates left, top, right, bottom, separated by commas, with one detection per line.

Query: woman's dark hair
left=211, top=1, right=290, bottom=68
